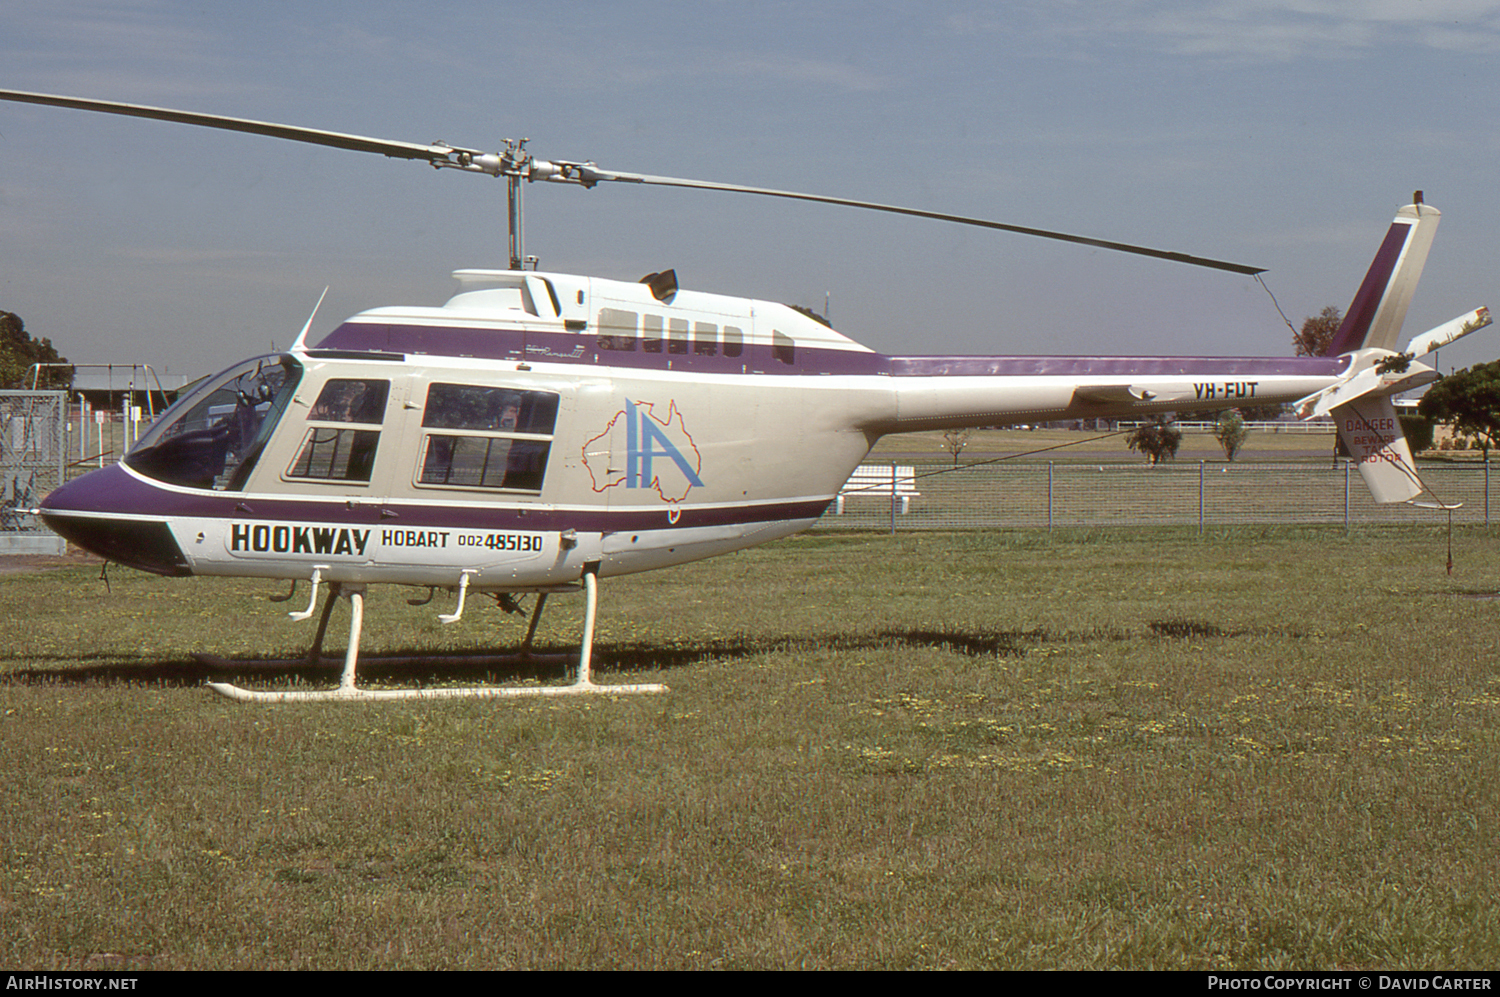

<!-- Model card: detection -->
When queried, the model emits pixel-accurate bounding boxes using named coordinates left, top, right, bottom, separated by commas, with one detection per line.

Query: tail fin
left=1333, top=397, right=1428, bottom=504
left=1296, top=197, right=1490, bottom=506
left=1325, top=198, right=1440, bottom=356
left=1296, top=197, right=1450, bottom=505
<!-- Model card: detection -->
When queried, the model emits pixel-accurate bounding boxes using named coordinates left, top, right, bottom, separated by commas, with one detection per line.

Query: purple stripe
left=42, top=464, right=831, bottom=533
left=888, top=355, right=1350, bottom=378
left=1328, top=221, right=1411, bottom=356
left=317, top=322, right=1345, bottom=380
left=317, top=323, right=890, bottom=376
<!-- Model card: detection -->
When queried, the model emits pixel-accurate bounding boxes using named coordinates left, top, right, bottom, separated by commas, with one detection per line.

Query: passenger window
left=309, top=379, right=389, bottom=424
left=773, top=330, right=796, bottom=366
left=723, top=325, right=744, bottom=359
left=693, top=322, right=717, bottom=357
left=642, top=314, right=663, bottom=354
left=422, top=384, right=558, bottom=434
left=668, top=318, right=689, bottom=355
left=597, top=308, right=638, bottom=352
left=416, top=383, right=560, bottom=494
left=419, top=437, right=549, bottom=491
left=287, top=378, right=390, bottom=483
left=289, top=429, right=381, bottom=482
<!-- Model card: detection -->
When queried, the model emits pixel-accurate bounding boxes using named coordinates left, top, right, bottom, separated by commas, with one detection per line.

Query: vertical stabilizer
left=1326, top=201, right=1441, bottom=356
left=1333, top=397, right=1425, bottom=504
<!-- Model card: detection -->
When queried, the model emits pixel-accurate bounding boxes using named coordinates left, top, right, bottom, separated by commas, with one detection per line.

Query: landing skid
left=192, top=651, right=574, bottom=670
left=205, top=573, right=668, bottom=703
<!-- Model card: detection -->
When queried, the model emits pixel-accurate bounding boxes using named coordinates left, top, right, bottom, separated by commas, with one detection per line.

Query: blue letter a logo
left=625, top=399, right=704, bottom=491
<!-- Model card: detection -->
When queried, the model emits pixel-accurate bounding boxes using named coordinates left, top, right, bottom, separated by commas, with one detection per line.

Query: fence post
left=1350, top=461, right=1362, bottom=533
left=1048, top=462, right=1054, bottom=532
left=889, top=462, right=897, bottom=536
left=1199, top=460, right=1205, bottom=535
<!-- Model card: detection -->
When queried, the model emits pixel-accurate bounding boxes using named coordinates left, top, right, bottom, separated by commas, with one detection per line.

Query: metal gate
left=1, top=391, right=67, bottom=554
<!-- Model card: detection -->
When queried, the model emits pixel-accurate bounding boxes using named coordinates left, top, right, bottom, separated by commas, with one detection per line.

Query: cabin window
left=422, top=383, right=558, bottom=434
left=125, top=354, right=302, bottom=491
left=597, top=308, right=638, bottom=352
left=693, top=322, right=717, bottom=357
left=723, top=325, right=744, bottom=358
left=418, top=436, right=550, bottom=491
left=668, top=318, right=689, bottom=355
left=772, top=330, right=796, bottom=366
left=416, top=383, right=559, bottom=494
left=642, top=314, right=663, bottom=353
left=287, top=378, right=390, bottom=483
left=288, top=429, right=381, bottom=482
left=309, top=379, right=389, bottom=424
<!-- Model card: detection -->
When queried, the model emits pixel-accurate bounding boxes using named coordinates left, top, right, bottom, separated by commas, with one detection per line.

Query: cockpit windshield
left=125, top=354, right=302, bottom=490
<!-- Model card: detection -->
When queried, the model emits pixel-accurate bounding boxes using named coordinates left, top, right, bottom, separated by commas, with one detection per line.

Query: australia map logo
left=582, top=399, right=703, bottom=523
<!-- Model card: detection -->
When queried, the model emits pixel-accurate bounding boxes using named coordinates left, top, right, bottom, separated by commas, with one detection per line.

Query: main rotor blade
left=0, top=88, right=1266, bottom=275
left=584, top=169, right=1266, bottom=275
left=0, top=88, right=469, bottom=163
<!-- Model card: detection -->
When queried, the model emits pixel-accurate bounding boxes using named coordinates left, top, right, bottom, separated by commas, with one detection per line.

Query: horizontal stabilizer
left=1294, top=354, right=1437, bottom=420
left=1405, top=306, right=1492, bottom=357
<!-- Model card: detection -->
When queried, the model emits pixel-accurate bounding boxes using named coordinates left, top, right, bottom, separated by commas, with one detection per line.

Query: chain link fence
left=819, top=459, right=1493, bottom=532
left=1, top=391, right=68, bottom=553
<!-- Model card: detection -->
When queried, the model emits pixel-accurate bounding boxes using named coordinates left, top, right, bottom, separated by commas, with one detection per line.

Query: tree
left=1214, top=409, right=1248, bottom=462
left=941, top=428, right=973, bottom=466
left=1238, top=402, right=1287, bottom=422
left=1417, top=361, right=1500, bottom=458
left=1399, top=414, right=1435, bottom=454
left=1126, top=417, right=1182, bottom=465
left=1294, top=305, right=1343, bottom=358
left=1, top=312, right=71, bottom=389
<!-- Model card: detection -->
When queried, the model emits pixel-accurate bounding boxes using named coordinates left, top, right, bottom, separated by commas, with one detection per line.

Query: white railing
left=1116, top=420, right=1335, bottom=434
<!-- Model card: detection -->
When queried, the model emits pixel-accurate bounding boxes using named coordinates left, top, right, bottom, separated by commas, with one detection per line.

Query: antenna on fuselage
left=291, top=287, right=330, bottom=354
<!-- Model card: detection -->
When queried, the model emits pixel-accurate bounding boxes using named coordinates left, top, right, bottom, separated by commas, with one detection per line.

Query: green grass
left=3, top=527, right=1499, bottom=969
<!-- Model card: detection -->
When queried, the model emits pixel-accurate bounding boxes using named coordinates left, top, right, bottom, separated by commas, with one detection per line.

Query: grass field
left=3, top=526, right=1499, bottom=969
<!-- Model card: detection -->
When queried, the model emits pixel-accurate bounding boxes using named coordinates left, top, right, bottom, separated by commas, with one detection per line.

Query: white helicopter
left=3, top=89, right=1490, bottom=703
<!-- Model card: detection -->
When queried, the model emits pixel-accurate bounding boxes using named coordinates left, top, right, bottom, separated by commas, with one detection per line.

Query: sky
left=2, top=1, right=1498, bottom=381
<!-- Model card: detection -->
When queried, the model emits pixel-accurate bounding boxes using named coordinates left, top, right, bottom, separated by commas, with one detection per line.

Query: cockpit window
left=125, top=355, right=302, bottom=491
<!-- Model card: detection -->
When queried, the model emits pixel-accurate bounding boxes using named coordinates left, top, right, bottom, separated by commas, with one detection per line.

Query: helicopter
left=3, top=89, right=1491, bottom=703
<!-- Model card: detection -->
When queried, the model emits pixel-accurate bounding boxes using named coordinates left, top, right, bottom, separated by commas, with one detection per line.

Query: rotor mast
left=502, top=139, right=529, bottom=270
left=428, top=136, right=609, bottom=271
